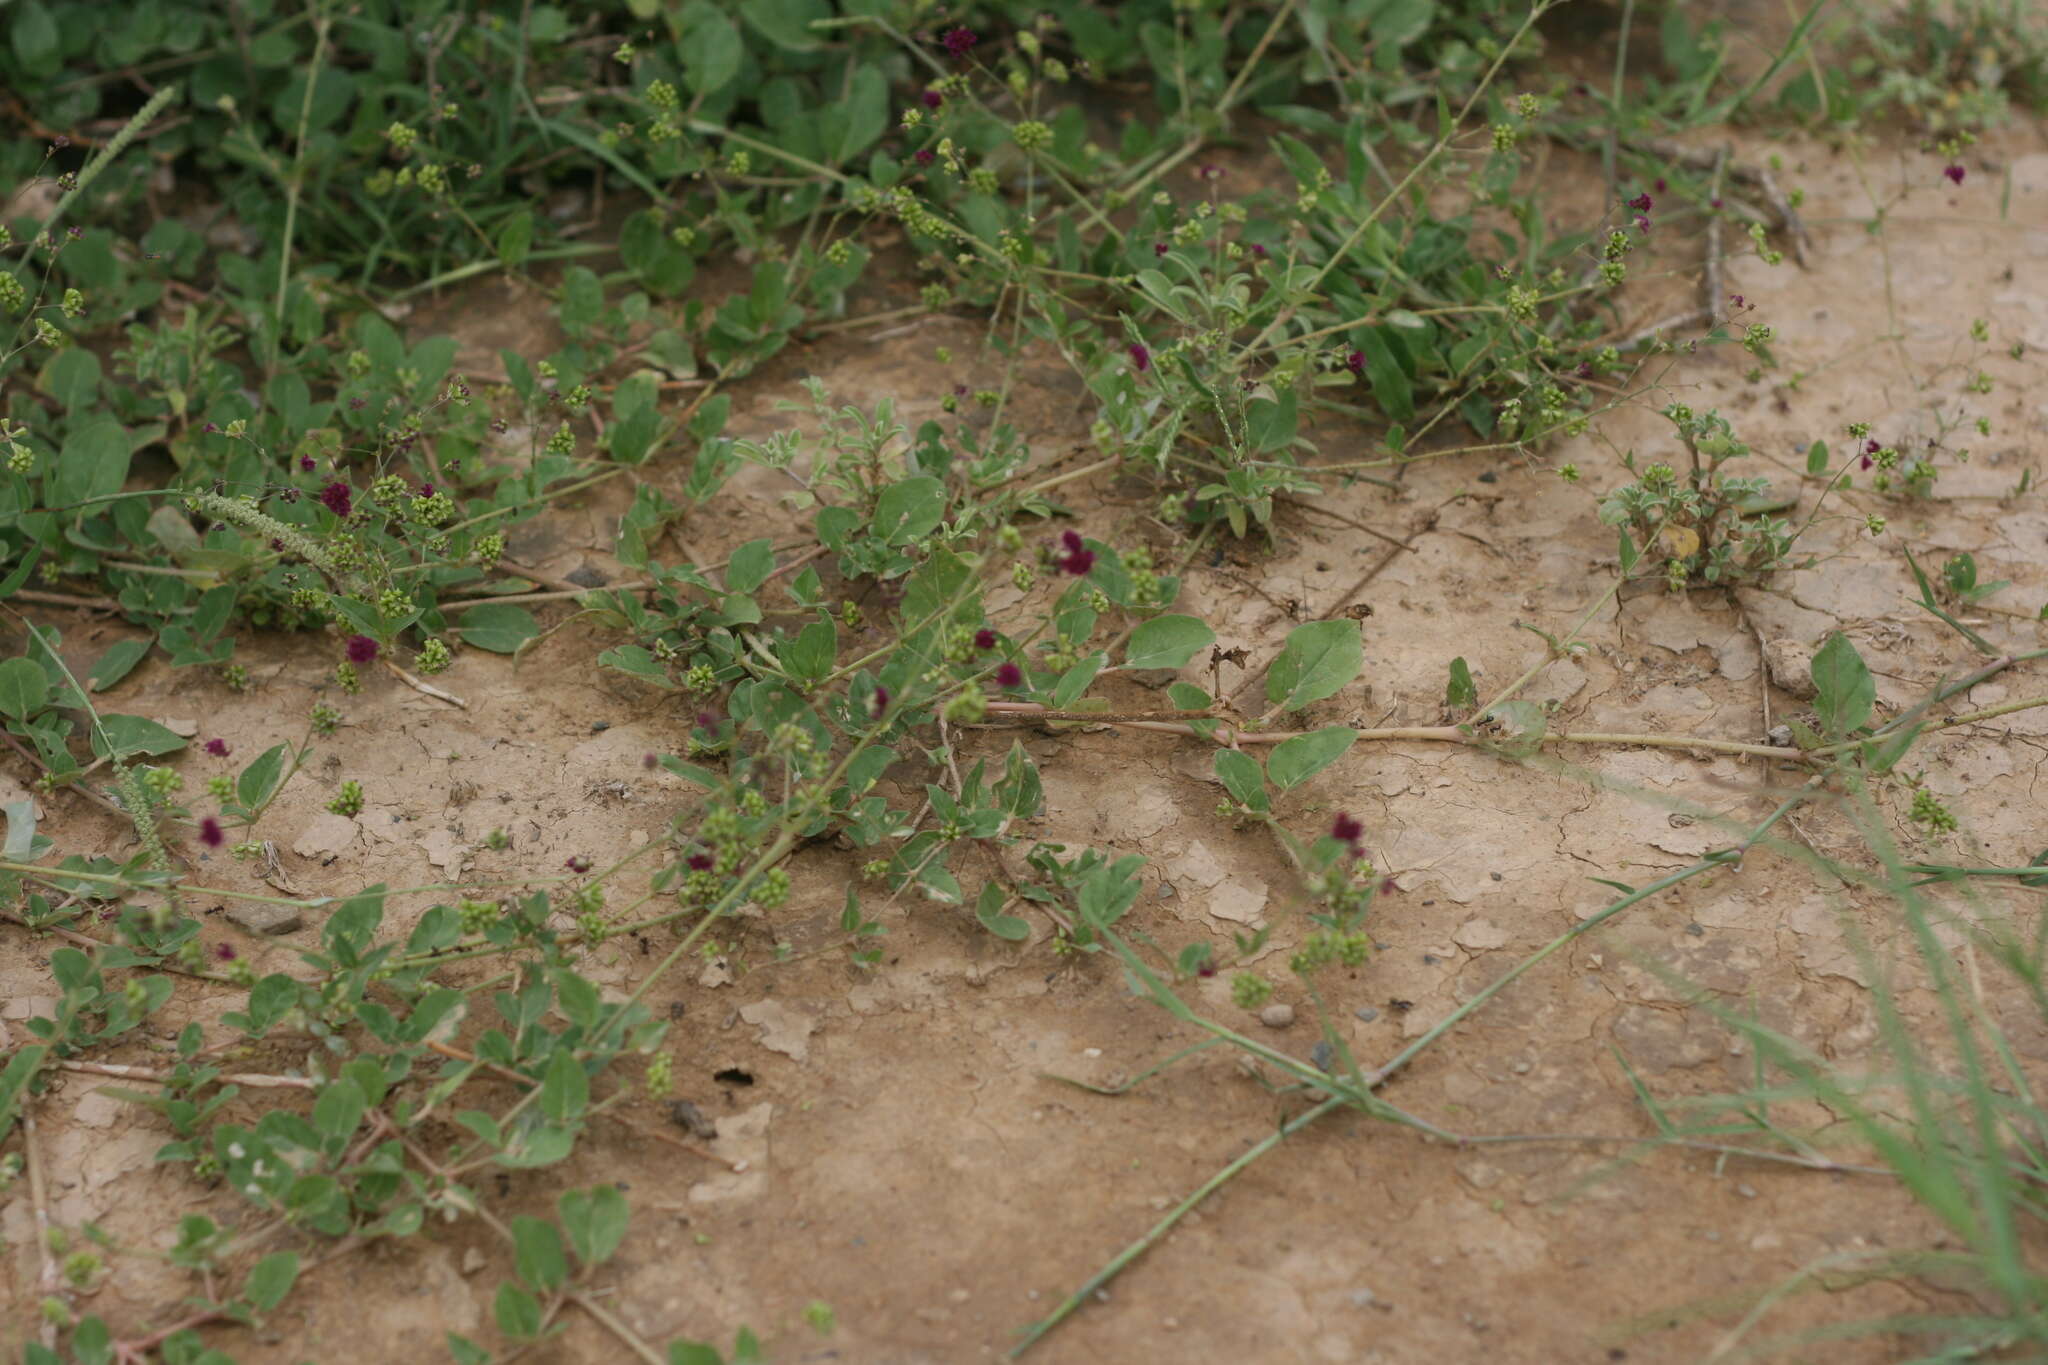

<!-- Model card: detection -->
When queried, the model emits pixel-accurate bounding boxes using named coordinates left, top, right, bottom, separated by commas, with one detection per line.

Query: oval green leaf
left=1124, top=615, right=1214, bottom=671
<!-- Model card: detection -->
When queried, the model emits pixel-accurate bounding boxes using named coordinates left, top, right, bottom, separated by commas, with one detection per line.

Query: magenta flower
left=643, top=751, right=659, bottom=769
left=922, top=89, right=943, bottom=109
left=687, top=852, right=714, bottom=872
left=994, top=662, right=1023, bottom=689
left=1331, top=812, right=1364, bottom=854
left=914, top=148, right=935, bottom=166
left=565, top=855, right=592, bottom=873
left=940, top=26, right=978, bottom=57
left=199, top=817, right=225, bottom=849
left=214, top=942, right=237, bottom=961
left=1154, top=242, right=1168, bottom=257
left=318, top=481, right=353, bottom=518
left=974, top=628, right=998, bottom=650
left=345, top=634, right=379, bottom=664
left=1127, top=342, right=1151, bottom=373
left=695, top=710, right=721, bottom=730
left=1345, top=350, right=1365, bottom=375
left=299, top=455, right=316, bottom=472
left=1944, top=163, right=1966, bottom=186
left=869, top=686, right=891, bottom=720
left=1055, top=530, right=1095, bottom=576
left=204, top=738, right=230, bottom=758
left=1250, top=243, right=1268, bottom=259
left=1627, top=191, right=1653, bottom=214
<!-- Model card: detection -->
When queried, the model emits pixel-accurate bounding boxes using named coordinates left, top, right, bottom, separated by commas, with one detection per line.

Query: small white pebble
left=1260, top=1003, right=1296, bottom=1029
left=1736, top=1183, right=1757, bottom=1199
left=1083, top=1047, right=1102, bottom=1058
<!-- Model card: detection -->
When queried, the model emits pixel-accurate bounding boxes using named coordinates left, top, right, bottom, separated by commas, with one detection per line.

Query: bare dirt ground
left=5, top=113, right=2048, bottom=1364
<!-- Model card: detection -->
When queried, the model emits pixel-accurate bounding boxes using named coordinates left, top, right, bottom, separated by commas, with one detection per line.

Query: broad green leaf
left=41, top=347, right=102, bottom=412
left=873, top=476, right=945, bottom=546
left=1246, top=389, right=1298, bottom=453
left=86, top=639, right=151, bottom=693
left=2, top=799, right=36, bottom=858
left=1811, top=631, right=1874, bottom=737
left=1805, top=439, right=1829, bottom=476
left=237, top=743, right=290, bottom=812
left=783, top=620, right=836, bottom=681
left=1264, top=620, right=1363, bottom=711
left=90, top=714, right=187, bottom=759
left=975, top=881, right=1029, bottom=941
left=495, top=209, right=534, bottom=267
left=725, top=539, right=775, bottom=593
left=835, top=64, right=888, bottom=164
left=52, top=417, right=131, bottom=508
left=540, top=1048, right=588, bottom=1122
left=1124, top=615, right=1213, bottom=671
left=1214, top=748, right=1268, bottom=812
left=741, top=0, right=827, bottom=51
left=1352, top=329, right=1414, bottom=422
left=558, top=1185, right=630, bottom=1269
left=0, top=657, right=50, bottom=719
left=1267, top=726, right=1357, bottom=792
left=242, top=1252, right=298, bottom=1312
left=1051, top=654, right=1104, bottom=709
left=312, top=1078, right=364, bottom=1151
left=512, top=1215, right=569, bottom=1291
left=457, top=603, right=540, bottom=654
left=681, top=13, right=743, bottom=94
left=495, top=1282, right=544, bottom=1340
left=598, top=645, right=676, bottom=689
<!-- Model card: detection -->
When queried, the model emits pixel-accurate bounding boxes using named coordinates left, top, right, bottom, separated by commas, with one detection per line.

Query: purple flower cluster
left=1054, top=530, right=1094, bottom=576
left=1331, top=812, right=1364, bottom=857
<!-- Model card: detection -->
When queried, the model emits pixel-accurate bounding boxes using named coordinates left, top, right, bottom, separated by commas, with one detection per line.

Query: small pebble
left=1355, top=1006, right=1379, bottom=1022
left=1260, top=1003, right=1296, bottom=1029
left=1736, top=1183, right=1757, bottom=1199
